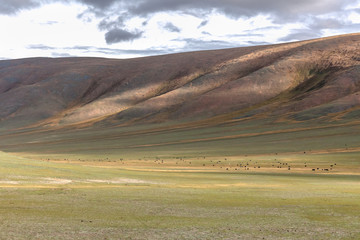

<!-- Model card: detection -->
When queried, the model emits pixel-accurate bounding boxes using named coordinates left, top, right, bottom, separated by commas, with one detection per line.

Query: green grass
left=0, top=115, right=359, bottom=239
left=0, top=151, right=359, bottom=239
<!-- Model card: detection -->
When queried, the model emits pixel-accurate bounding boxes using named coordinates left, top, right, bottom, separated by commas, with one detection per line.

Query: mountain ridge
left=1, top=33, right=359, bottom=132
left=0, top=33, right=359, bottom=157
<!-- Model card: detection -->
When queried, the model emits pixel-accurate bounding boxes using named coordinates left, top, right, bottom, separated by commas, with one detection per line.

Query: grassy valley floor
left=0, top=151, right=359, bottom=239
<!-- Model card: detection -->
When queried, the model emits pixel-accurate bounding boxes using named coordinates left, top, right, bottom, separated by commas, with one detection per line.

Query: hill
left=0, top=33, right=359, bottom=158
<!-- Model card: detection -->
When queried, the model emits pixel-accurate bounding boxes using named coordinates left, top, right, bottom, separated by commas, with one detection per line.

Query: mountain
left=0, top=33, right=359, bottom=157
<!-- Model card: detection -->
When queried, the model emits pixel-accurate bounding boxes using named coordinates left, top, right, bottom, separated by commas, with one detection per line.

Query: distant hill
left=0, top=33, right=359, bottom=157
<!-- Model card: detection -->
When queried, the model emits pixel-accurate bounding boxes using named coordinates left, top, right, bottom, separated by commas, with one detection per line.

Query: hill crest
left=0, top=33, right=359, bottom=132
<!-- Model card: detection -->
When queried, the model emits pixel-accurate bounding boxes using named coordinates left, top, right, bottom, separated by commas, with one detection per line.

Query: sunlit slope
left=0, top=33, right=359, bottom=156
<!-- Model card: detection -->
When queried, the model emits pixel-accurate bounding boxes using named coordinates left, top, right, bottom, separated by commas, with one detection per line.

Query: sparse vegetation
left=0, top=151, right=359, bottom=239
left=0, top=33, right=359, bottom=239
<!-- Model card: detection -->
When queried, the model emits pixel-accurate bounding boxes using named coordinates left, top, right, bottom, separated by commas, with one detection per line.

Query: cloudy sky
left=1, top=0, right=360, bottom=59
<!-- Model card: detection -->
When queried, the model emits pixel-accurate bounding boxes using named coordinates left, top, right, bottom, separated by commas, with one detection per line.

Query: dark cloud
left=198, top=20, right=208, bottom=28
left=0, top=0, right=39, bottom=14
left=125, top=0, right=354, bottom=20
left=70, top=0, right=356, bottom=23
left=0, top=0, right=119, bottom=16
left=0, top=0, right=356, bottom=22
left=105, top=28, right=143, bottom=44
left=76, top=0, right=118, bottom=9
left=98, top=15, right=127, bottom=31
left=163, top=22, right=180, bottom=32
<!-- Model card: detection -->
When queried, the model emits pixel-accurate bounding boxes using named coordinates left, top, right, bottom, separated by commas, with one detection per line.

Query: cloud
left=93, top=47, right=170, bottom=56
left=0, top=0, right=39, bottom=14
left=178, top=38, right=237, bottom=51
left=201, top=31, right=211, bottom=35
left=105, top=28, right=143, bottom=44
left=163, top=22, right=180, bottom=32
left=228, top=33, right=265, bottom=38
left=98, top=15, right=127, bottom=31
left=27, top=44, right=56, bottom=50
left=51, top=52, right=73, bottom=57
left=41, top=20, right=59, bottom=25
left=69, top=0, right=356, bottom=24
left=124, top=0, right=354, bottom=20
left=65, top=45, right=170, bottom=56
left=1, top=0, right=359, bottom=56
left=310, top=18, right=344, bottom=30
left=198, top=20, right=208, bottom=28
left=76, top=0, right=118, bottom=9
left=1, top=0, right=356, bottom=22
left=72, top=0, right=357, bottom=47
left=279, top=16, right=360, bottom=42
left=246, top=40, right=270, bottom=45
left=279, top=30, right=322, bottom=42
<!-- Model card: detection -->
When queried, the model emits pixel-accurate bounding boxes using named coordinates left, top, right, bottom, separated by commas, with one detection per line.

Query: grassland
left=0, top=112, right=359, bottom=239
left=0, top=150, right=359, bottom=239
left=1, top=33, right=360, bottom=239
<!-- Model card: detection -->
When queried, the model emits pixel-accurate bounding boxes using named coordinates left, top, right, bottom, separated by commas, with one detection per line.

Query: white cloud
left=0, top=0, right=359, bottom=59
left=349, top=11, right=360, bottom=24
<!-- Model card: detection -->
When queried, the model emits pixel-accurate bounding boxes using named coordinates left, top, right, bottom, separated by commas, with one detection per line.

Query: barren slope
left=0, top=33, right=359, bottom=156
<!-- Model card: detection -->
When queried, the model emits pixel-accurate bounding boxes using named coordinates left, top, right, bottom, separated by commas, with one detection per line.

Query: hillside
left=0, top=33, right=359, bottom=157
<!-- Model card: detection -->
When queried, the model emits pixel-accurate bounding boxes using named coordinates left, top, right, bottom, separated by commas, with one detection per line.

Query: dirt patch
left=86, top=178, right=155, bottom=184
left=39, top=178, right=73, bottom=184
left=0, top=181, right=19, bottom=184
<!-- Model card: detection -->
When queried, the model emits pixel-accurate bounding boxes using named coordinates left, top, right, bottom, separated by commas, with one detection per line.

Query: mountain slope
left=0, top=33, right=359, bottom=157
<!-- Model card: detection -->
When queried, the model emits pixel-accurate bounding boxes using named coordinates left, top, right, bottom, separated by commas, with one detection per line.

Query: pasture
left=0, top=151, right=359, bottom=239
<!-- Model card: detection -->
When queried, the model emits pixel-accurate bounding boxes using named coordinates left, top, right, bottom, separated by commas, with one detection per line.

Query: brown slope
left=0, top=46, right=270, bottom=130
left=0, top=33, right=359, bottom=133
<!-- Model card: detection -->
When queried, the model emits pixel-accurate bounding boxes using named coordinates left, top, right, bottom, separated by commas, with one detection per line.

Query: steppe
left=0, top=33, right=359, bottom=239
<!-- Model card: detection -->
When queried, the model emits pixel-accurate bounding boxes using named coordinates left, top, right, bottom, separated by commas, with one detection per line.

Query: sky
left=0, top=0, right=360, bottom=59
